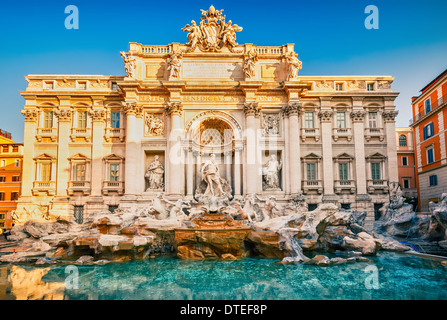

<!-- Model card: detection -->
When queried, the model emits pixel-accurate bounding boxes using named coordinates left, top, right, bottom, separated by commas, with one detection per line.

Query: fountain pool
left=1, top=252, right=447, bottom=300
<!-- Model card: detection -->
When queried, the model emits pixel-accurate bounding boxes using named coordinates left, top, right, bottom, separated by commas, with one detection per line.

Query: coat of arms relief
left=182, top=5, right=243, bottom=53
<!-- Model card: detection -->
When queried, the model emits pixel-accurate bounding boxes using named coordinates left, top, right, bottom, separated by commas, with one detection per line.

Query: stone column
left=186, top=147, right=194, bottom=197
left=282, top=112, right=291, bottom=195
left=225, top=150, right=233, bottom=187
left=244, top=103, right=260, bottom=194
left=319, top=110, right=336, bottom=202
left=166, top=102, right=184, bottom=196
left=54, top=108, right=72, bottom=196
left=350, top=110, right=369, bottom=195
left=383, top=111, right=399, bottom=183
left=123, top=102, right=142, bottom=197
left=89, top=107, right=106, bottom=197
left=234, top=146, right=242, bottom=197
left=194, top=151, right=202, bottom=194
left=286, top=103, right=302, bottom=195
left=20, top=108, right=38, bottom=197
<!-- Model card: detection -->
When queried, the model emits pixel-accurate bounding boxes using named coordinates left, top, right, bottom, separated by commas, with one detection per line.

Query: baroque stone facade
left=16, top=6, right=399, bottom=228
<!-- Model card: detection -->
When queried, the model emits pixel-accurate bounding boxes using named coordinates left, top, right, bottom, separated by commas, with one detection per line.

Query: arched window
left=399, top=135, right=407, bottom=147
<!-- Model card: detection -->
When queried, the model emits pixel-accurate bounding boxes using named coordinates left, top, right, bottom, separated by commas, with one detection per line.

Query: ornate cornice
left=350, top=111, right=366, bottom=122
left=21, top=108, right=38, bottom=122
left=383, top=111, right=398, bottom=123
left=166, top=102, right=183, bottom=116
left=318, top=110, right=333, bottom=122
left=243, top=102, right=260, bottom=117
left=54, top=109, right=72, bottom=122
left=124, top=102, right=143, bottom=117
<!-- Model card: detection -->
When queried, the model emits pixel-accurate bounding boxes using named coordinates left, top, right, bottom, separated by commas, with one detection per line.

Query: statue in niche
left=285, top=51, right=302, bottom=80
left=167, top=51, right=182, bottom=79
left=195, top=154, right=232, bottom=201
left=145, top=113, right=164, bottom=136
left=262, top=154, right=282, bottom=190
left=120, top=51, right=136, bottom=78
left=145, top=156, right=164, bottom=191
left=243, top=48, right=258, bottom=78
left=262, top=114, right=280, bottom=136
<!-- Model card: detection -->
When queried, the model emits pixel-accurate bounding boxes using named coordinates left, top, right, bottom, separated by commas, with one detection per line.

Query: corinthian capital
left=382, top=111, right=398, bottom=123
left=243, top=102, right=260, bottom=117
left=88, top=109, right=106, bottom=121
left=318, top=110, right=333, bottom=122
left=54, top=108, right=72, bottom=122
left=166, top=102, right=183, bottom=116
left=21, top=108, right=38, bottom=122
left=282, top=102, right=301, bottom=117
left=124, top=102, right=143, bottom=117
left=350, top=111, right=366, bottom=122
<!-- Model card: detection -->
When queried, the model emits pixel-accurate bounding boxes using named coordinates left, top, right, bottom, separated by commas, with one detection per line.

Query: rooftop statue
left=182, top=6, right=243, bottom=53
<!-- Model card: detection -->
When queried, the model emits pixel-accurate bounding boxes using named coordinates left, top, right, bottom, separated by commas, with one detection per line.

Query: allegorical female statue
left=262, top=154, right=282, bottom=190
left=145, top=156, right=164, bottom=190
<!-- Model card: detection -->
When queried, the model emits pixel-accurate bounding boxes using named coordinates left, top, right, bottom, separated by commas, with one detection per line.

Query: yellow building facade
left=15, top=6, right=399, bottom=229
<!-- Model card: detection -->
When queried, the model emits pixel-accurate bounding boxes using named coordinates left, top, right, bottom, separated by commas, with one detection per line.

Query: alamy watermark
left=365, top=5, right=379, bottom=30
left=65, top=5, right=79, bottom=30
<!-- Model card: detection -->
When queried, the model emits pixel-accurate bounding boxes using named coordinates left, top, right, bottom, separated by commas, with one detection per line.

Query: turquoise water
left=2, top=252, right=447, bottom=300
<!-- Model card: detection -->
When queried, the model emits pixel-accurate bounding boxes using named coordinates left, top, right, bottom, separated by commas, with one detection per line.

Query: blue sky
left=0, top=0, right=446, bottom=142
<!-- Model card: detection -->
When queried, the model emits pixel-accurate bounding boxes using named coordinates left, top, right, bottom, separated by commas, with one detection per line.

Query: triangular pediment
left=366, top=152, right=386, bottom=159
left=104, top=153, right=124, bottom=160
left=334, top=153, right=354, bottom=160
left=302, top=153, right=321, bottom=159
left=68, top=153, right=91, bottom=161
left=33, top=153, right=56, bottom=160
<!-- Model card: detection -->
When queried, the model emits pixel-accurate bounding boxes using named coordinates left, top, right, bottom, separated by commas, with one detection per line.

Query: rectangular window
left=367, top=83, right=375, bottom=91
left=75, top=164, right=86, bottom=181
left=425, top=99, right=431, bottom=114
left=109, top=205, right=119, bottom=213
left=14, top=159, right=20, bottom=167
left=111, top=112, right=120, bottom=129
left=304, top=112, right=314, bottom=129
left=0, top=176, right=5, bottom=182
left=2, top=146, right=8, bottom=153
left=110, top=164, right=120, bottom=182
left=306, top=163, right=317, bottom=181
left=10, top=192, right=19, bottom=201
left=402, top=157, right=408, bottom=166
left=43, top=111, right=53, bottom=128
left=0, top=160, right=5, bottom=167
left=423, top=122, right=434, bottom=140
left=335, top=83, right=343, bottom=91
left=41, top=163, right=51, bottom=182
left=12, top=176, right=20, bottom=182
left=78, top=111, right=88, bottom=129
left=78, top=82, right=87, bottom=90
left=339, top=163, right=349, bottom=181
left=74, top=206, right=84, bottom=224
left=369, top=112, right=378, bottom=128
left=44, top=82, right=54, bottom=90
left=341, top=203, right=351, bottom=210
left=429, top=175, right=438, bottom=186
left=427, top=147, right=434, bottom=164
left=0, top=193, right=4, bottom=201
left=371, top=163, right=381, bottom=180
left=12, top=145, right=18, bottom=153
left=336, top=112, right=346, bottom=128
left=111, top=82, right=119, bottom=90
left=403, top=179, right=410, bottom=189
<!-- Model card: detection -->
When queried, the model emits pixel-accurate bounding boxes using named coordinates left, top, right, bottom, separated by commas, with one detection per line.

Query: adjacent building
left=15, top=6, right=399, bottom=228
left=395, top=127, right=417, bottom=199
left=410, top=68, right=447, bottom=212
left=0, top=130, right=23, bottom=229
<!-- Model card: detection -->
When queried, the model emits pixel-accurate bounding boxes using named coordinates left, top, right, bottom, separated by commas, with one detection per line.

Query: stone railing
left=68, top=181, right=91, bottom=196
left=332, top=128, right=352, bottom=142
left=102, top=181, right=124, bottom=195
left=36, top=128, right=57, bottom=142
left=302, top=180, right=323, bottom=194
left=367, top=180, right=389, bottom=193
left=300, top=128, right=320, bottom=142
left=335, top=180, right=356, bottom=194
left=70, top=128, right=92, bottom=142
left=104, top=127, right=125, bottom=142
left=364, top=127, right=384, bottom=142
left=32, top=181, right=56, bottom=195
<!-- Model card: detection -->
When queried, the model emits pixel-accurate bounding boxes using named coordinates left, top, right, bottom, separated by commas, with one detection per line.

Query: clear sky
left=0, top=0, right=446, bottom=142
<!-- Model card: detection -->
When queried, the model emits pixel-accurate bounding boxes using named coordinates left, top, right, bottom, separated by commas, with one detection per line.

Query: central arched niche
left=192, top=118, right=234, bottom=149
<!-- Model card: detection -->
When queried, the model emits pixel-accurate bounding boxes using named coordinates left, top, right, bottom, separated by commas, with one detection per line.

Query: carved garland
left=282, top=103, right=301, bottom=117
left=350, top=111, right=366, bottom=122
left=54, top=109, right=72, bottom=122
left=166, top=102, right=183, bottom=116
left=243, top=102, right=261, bottom=117
left=318, top=111, right=333, bottom=122
left=89, top=109, right=107, bottom=121
left=124, top=103, right=143, bottom=117
left=382, top=111, right=398, bottom=122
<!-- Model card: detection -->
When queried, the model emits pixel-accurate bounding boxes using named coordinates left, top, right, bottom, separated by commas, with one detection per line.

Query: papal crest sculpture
left=182, top=5, right=243, bottom=53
